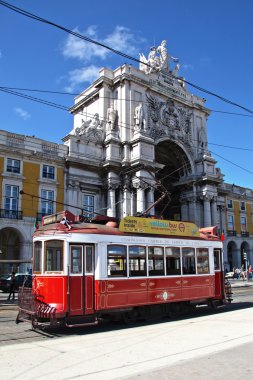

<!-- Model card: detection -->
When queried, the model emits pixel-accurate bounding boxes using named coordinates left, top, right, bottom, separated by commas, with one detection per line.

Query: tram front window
left=45, top=240, right=63, bottom=272
left=182, top=247, right=196, bottom=275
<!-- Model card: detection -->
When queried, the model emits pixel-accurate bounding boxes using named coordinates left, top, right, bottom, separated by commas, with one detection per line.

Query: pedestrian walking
left=248, top=265, right=252, bottom=279
left=7, top=272, right=16, bottom=301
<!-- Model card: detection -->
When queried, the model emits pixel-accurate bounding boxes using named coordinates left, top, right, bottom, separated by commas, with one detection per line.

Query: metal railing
left=226, top=230, right=237, bottom=236
left=0, top=209, right=23, bottom=219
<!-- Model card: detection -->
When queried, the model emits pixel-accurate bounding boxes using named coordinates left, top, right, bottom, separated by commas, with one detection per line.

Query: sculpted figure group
left=74, top=103, right=119, bottom=140
left=139, top=39, right=179, bottom=75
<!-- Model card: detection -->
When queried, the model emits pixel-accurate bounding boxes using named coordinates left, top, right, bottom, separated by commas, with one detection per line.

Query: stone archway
left=155, top=139, right=193, bottom=220
left=0, top=227, right=22, bottom=274
left=241, top=241, right=250, bottom=267
left=227, top=241, right=238, bottom=271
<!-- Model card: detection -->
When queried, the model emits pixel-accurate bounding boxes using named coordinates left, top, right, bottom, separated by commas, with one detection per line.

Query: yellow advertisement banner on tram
left=119, top=217, right=200, bottom=237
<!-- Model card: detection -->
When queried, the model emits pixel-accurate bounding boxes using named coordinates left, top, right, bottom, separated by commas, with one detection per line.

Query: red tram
left=17, top=211, right=232, bottom=328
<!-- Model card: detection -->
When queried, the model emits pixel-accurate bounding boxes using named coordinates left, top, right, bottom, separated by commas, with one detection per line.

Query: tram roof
left=33, top=220, right=221, bottom=242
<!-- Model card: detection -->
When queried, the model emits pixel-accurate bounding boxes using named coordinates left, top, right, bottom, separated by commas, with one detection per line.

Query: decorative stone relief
left=145, top=94, right=193, bottom=151
left=74, top=113, right=105, bottom=143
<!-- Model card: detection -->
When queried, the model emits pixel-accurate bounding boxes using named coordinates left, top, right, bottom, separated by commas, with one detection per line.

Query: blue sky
left=0, top=0, right=253, bottom=188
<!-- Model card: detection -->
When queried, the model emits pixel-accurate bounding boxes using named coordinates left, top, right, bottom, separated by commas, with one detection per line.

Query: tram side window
left=34, top=241, right=42, bottom=272
left=129, top=246, right=147, bottom=277
left=214, top=249, right=221, bottom=270
left=45, top=240, right=63, bottom=272
left=182, top=247, right=196, bottom=275
left=196, top=248, right=209, bottom=274
left=165, top=247, right=181, bottom=275
left=148, top=247, right=164, bottom=276
left=107, top=245, right=127, bottom=277
left=70, top=246, right=82, bottom=274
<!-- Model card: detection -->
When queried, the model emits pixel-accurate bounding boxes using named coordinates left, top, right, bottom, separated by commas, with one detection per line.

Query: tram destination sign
left=119, top=217, right=200, bottom=237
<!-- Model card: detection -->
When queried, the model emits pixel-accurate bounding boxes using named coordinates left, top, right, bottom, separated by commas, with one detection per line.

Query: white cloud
left=63, top=26, right=108, bottom=62
left=62, top=25, right=144, bottom=90
left=64, top=65, right=101, bottom=92
left=15, top=107, right=31, bottom=120
left=104, top=26, right=139, bottom=56
left=62, top=25, right=140, bottom=63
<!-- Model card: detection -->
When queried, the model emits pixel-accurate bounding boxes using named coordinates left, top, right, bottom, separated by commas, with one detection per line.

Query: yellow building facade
left=0, top=130, right=67, bottom=274
left=225, top=184, right=253, bottom=270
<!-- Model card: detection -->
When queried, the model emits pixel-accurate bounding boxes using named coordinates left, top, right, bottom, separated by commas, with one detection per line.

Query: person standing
left=7, top=271, right=16, bottom=301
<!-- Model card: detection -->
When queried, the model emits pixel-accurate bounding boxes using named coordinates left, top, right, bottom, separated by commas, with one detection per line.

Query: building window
left=7, top=158, right=20, bottom=173
left=42, top=165, right=55, bottom=179
left=4, top=184, right=19, bottom=214
left=227, top=214, right=234, bottom=230
left=241, top=216, right=247, bottom=231
left=227, top=199, right=233, bottom=209
left=41, top=189, right=54, bottom=215
left=240, top=201, right=246, bottom=211
left=83, top=194, right=94, bottom=218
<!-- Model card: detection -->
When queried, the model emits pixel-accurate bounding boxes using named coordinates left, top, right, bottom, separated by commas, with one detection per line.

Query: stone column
left=179, top=195, right=189, bottom=221
left=107, top=184, right=116, bottom=217
left=188, top=196, right=196, bottom=223
left=203, top=194, right=212, bottom=227
left=122, top=176, right=132, bottom=217
left=211, top=197, right=218, bottom=226
left=136, top=185, right=146, bottom=214
left=146, top=188, right=155, bottom=216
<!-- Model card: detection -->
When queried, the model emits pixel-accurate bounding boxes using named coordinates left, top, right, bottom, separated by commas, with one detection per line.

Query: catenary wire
left=2, top=85, right=253, bottom=120
left=1, top=1, right=253, bottom=115
left=1, top=86, right=253, bottom=153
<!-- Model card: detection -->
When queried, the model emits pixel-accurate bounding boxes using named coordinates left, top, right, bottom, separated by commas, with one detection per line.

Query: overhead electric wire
left=2, top=87, right=253, bottom=160
left=1, top=0, right=253, bottom=116
left=2, top=85, right=253, bottom=120
left=0, top=87, right=68, bottom=111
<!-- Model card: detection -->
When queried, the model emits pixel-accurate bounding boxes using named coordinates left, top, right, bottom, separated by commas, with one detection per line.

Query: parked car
left=0, top=273, right=32, bottom=292
left=225, top=271, right=235, bottom=279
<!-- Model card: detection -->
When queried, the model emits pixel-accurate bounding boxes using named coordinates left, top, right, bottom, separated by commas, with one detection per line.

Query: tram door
left=69, top=244, right=95, bottom=316
left=214, top=248, right=224, bottom=298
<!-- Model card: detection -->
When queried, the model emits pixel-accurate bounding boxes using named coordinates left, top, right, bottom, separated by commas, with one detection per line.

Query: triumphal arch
left=63, top=40, right=223, bottom=227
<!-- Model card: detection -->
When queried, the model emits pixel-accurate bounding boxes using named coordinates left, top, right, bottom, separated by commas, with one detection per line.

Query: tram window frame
left=70, top=245, right=83, bottom=274
left=148, top=246, right=165, bottom=276
left=107, top=245, right=127, bottom=277
left=129, top=245, right=147, bottom=277
left=165, top=247, right=181, bottom=275
left=33, top=241, right=42, bottom=273
left=214, top=249, right=221, bottom=270
left=182, top=247, right=196, bottom=275
left=85, top=245, right=94, bottom=274
left=45, top=240, right=63, bottom=273
left=196, top=248, right=210, bottom=274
